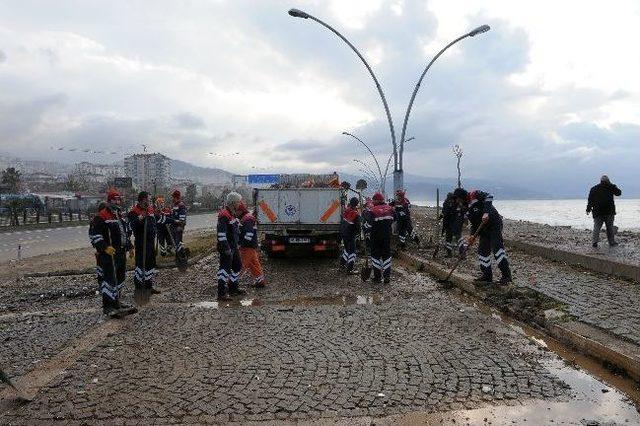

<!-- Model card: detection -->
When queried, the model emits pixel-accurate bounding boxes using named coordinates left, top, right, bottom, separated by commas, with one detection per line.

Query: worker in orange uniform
left=237, top=202, right=266, bottom=288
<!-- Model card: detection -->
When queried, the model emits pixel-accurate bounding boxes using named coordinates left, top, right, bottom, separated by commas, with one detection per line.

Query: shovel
left=438, top=222, right=485, bottom=284
left=166, top=224, right=188, bottom=272
left=360, top=235, right=372, bottom=281
left=1, top=368, right=32, bottom=402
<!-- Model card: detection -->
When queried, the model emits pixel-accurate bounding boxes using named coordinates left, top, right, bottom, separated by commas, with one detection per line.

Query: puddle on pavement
left=192, top=293, right=384, bottom=310
left=447, top=291, right=640, bottom=423
left=193, top=301, right=219, bottom=309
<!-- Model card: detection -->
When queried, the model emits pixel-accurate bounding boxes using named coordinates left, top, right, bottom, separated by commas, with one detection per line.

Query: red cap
left=107, top=189, right=121, bottom=202
left=372, top=192, right=385, bottom=204
left=172, top=189, right=181, bottom=198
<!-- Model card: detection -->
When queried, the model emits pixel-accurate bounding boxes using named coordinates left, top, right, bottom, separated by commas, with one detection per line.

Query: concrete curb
left=505, top=238, right=639, bottom=282
left=23, top=250, right=213, bottom=278
left=398, top=250, right=640, bottom=382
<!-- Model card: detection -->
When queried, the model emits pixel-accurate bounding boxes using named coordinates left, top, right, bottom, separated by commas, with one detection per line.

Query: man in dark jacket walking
left=587, top=175, right=622, bottom=247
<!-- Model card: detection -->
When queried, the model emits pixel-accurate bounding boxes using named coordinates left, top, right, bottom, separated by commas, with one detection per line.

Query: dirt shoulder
left=0, top=229, right=214, bottom=284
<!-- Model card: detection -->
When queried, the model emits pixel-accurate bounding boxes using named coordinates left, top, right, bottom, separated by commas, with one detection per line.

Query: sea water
left=416, top=199, right=640, bottom=231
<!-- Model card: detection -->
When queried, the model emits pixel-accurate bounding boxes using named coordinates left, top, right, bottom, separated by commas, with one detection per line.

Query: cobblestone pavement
left=0, top=252, right=578, bottom=424
left=503, top=218, right=639, bottom=266
left=412, top=209, right=640, bottom=346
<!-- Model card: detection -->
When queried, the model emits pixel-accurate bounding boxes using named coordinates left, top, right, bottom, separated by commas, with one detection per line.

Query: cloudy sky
left=1, top=0, right=639, bottom=195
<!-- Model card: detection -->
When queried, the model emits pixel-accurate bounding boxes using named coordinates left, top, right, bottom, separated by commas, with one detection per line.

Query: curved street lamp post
left=289, top=8, right=489, bottom=191
left=396, top=24, right=490, bottom=189
left=343, top=132, right=384, bottom=190
left=289, top=8, right=397, bottom=182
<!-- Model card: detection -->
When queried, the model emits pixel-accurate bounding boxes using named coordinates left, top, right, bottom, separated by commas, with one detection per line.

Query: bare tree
left=453, top=145, right=463, bottom=188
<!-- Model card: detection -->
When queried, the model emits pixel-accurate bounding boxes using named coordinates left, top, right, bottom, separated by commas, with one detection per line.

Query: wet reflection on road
left=192, top=293, right=385, bottom=310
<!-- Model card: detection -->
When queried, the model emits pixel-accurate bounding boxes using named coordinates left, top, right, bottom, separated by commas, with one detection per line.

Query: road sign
left=113, top=177, right=132, bottom=188
left=248, top=174, right=280, bottom=185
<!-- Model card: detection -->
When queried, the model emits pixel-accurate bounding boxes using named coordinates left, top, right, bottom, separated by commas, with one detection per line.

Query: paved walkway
left=503, top=217, right=639, bottom=267
left=413, top=210, right=640, bottom=347
left=1, top=256, right=573, bottom=423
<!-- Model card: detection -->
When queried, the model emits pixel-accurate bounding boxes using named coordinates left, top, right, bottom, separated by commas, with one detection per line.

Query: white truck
left=253, top=176, right=343, bottom=256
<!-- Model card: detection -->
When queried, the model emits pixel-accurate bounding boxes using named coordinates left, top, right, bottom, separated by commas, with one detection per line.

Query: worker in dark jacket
left=441, top=192, right=465, bottom=257
left=361, top=197, right=373, bottom=253
left=390, top=189, right=412, bottom=249
left=237, top=202, right=265, bottom=288
left=128, top=191, right=160, bottom=294
left=454, top=188, right=512, bottom=284
left=170, top=190, right=187, bottom=255
left=367, top=192, right=395, bottom=284
left=89, top=189, right=136, bottom=317
left=340, top=197, right=360, bottom=272
left=155, top=196, right=173, bottom=256
left=217, top=192, right=244, bottom=300
left=587, top=175, right=622, bottom=248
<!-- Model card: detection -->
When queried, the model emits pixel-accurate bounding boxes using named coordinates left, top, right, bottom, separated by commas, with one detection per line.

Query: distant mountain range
left=171, top=159, right=233, bottom=185
left=4, top=152, right=637, bottom=199
left=338, top=172, right=551, bottom=201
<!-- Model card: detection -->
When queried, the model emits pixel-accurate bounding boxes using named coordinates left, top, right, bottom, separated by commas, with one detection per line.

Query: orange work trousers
left=239, top=247, right=265, bottom=285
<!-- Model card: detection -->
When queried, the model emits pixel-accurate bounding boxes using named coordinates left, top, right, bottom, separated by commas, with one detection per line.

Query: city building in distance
left=124, top=153, right=171, bottom=193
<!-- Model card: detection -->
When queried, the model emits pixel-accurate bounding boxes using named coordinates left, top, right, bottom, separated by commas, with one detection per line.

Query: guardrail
left=0, top=210, right=90, bottom=226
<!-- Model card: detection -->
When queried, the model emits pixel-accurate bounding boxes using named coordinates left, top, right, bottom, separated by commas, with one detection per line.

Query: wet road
left=0, top=213, right=217, bottom=262
left=2, top=255, right=639, bottom=424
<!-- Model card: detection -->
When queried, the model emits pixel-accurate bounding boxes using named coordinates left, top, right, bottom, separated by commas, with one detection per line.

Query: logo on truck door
left=284, top=204, right=298, bottom=217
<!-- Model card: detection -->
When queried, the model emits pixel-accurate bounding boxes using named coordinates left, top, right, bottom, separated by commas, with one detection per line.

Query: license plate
left=289, top=237, right=310, bottom=244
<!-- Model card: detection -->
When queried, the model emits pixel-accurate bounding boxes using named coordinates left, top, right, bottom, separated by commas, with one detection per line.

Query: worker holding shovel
left=453, top=188, right=512, bottom=285
left=128, top=191, right=160, bottom=294
left=89, top=189, right=136, bottom=318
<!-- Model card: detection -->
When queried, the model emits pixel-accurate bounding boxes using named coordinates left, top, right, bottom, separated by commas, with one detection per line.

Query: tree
left=1, top=167, right=21, bottom=193
left=186, top=183, right=197, bottom=204
left=453, top=145, right=463, bottom=188
left=64, top=173, right=90, bottom=192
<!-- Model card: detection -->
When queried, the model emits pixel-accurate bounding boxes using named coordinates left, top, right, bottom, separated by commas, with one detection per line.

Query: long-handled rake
left=438, top=222, right=485, bottom=284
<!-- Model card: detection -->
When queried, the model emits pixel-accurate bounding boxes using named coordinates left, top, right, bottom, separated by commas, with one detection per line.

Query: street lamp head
left=288, top=8, right=310, bottom=19
left=404, top=137, right=415, bottom=143
left=469, top=24, right=490, bottom=37
left=342, top=131, right=349, bottom=135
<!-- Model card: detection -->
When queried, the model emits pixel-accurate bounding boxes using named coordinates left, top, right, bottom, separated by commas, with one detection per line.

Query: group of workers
left=215, top=192, right=265, bottom=301
left=89, top=182, right=514, bottom=317
left=340, top=187, right=512, bottom=285
left=442, top=188, right=512, bottom=284
left=339, top=189, right=415, bottom=284
left=88, top=189, right=187, bottom=317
